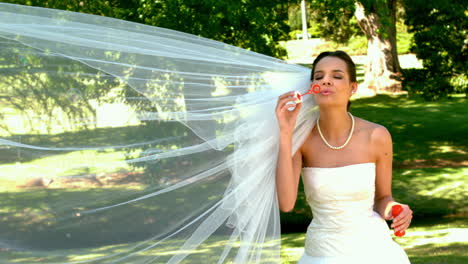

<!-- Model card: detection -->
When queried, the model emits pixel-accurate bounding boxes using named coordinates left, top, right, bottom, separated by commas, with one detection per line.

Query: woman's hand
left=390, top=203, right=413, bottom=235
left=275, top=91, right=302, bottom=136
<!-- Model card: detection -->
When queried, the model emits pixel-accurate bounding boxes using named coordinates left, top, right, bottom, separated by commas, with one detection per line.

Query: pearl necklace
left=317, top=112, right=355, bottom=150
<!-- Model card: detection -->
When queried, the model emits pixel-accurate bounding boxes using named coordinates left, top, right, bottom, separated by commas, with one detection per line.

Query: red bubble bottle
left=391, top=205, right=406, bottom=237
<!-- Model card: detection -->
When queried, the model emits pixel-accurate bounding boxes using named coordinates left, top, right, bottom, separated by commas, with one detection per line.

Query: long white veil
left=0, top=3, right=318, bottom=263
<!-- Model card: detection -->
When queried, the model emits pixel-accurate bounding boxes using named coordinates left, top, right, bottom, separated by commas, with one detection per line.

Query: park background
left=0, top=1, right=466, bottom=263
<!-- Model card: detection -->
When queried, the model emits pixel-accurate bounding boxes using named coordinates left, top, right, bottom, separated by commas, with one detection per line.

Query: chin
left=316, top=100, right=345, bottom=109
left=315, top=97, right=333, bottom=105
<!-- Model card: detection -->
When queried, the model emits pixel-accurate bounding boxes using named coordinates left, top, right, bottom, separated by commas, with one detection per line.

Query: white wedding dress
left=297, top=163, right=411, bottom=264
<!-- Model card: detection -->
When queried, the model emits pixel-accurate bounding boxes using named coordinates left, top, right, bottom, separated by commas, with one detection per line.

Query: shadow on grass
left=407, top=243, right=468, bottom=264
left=351, top=94, right=468, bottom=167
left=0, top=168, right=229, bottom=250
left=0, top=121, right=191, bottom=165
left=0, top=232, right=274, bottom=264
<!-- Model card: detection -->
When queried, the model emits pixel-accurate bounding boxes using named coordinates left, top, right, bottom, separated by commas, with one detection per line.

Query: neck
left=317, top=107, right=352, bottom=141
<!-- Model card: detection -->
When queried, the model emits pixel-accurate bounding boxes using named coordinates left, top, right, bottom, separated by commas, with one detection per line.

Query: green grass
left=351, top=95, right=468, bottom=167
left=0, top=149, right=138, bottom=190
left=280, top=218, right=468, bottom=264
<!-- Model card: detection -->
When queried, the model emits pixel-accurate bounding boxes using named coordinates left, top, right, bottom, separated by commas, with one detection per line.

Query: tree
left=402, top=0, right=467, bottom=100
left=136, top=0, right=292, bottom=58
left=354, top=0, right=401, bottom=92
left=1, top=0, right=140, bottom=21
left=301, top=0, right=309, bottom=40
left=6, top=0, right=293, bottom=58
left=309, top=0, right=402, bottom=93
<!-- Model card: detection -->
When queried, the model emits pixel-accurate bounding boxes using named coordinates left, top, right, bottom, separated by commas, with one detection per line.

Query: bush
left=450, top=74, right=468, bottom=96
left=402, top=69, right=454, bottom=101
left=403, top=0, right=467, bottom=100
left=396, top=29, right=413, bottom=54
left=288, top=25, right=322, bottom=40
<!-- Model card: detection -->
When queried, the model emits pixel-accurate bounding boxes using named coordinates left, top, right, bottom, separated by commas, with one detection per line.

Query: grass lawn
left=280, top=218, right=468, bottom=264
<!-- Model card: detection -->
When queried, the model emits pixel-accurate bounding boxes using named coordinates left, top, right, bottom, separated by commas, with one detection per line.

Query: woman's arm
left=373, top=126, right=413, bottom=234
left=274, top=91, right=303, bottom=212
left=373, top=125, right=394, bottom=217
left=276, top=133, right=303, bottom=212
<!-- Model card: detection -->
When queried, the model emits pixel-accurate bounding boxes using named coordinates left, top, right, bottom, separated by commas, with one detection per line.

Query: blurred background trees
left=2, top=0, right=466, bottom=99
left=3, top=0, right=293, bottom=57
left=305, top=0, right=403, bottom=93
left=402, top=0, right=467, bottom=100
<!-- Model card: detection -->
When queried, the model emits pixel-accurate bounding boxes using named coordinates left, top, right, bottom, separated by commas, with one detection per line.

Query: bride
left=275, top=50, right=413, bottom=263
left=1, top=3, right=411, bottom=264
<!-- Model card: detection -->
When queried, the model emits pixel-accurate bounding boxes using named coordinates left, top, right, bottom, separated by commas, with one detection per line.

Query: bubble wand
left=295, top=84, right=321, bottom=102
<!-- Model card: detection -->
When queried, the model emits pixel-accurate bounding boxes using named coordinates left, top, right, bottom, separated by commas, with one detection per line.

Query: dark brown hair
left=311, top=50, right=357, bottom=110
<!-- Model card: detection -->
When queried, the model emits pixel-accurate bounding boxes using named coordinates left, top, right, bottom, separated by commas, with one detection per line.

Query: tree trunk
left=354, top=1, right=402, bottom=93
left=301, top=0, right=309, bottom=40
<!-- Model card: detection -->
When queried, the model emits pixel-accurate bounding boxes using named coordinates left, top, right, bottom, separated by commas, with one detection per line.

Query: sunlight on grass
left=398, top=220, right=468, bottom=264
left=280, top=220, right=468, bottom=264
left=0, top=149, right=145, bottom=191
left=393, top=167, right=467, bottom=215
left=1, top=235, right=275, bottom=263
left=1, top=149, right=129, bottom=176
left=351, top=95, right=468, bottom=167
left=399, top=228, right=467, bottom=247
left=435, top=145, right=466, bottom=154
left=69, top=253, right=106, bottom=261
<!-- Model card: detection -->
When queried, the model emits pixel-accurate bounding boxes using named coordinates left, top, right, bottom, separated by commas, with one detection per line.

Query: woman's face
left=312, top=56, right=357, bottom=109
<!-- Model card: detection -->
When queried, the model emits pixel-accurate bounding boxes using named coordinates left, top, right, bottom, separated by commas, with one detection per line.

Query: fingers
left=276, top=92, right=301, bottom=113
left=391, top=204, right=413, bottom=233
left=280, top=100, right=302, bottom=113
left=278, top=91, right=302, bottom=103
left=393, top=218, right=411, bottom=234
left=278, top=91, right=296, bottom=99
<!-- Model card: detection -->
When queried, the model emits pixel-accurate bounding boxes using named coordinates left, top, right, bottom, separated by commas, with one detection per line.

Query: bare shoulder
left=354, top=116, right=392, bottom=145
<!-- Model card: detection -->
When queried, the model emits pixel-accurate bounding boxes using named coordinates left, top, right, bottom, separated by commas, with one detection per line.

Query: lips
left=320, top=90, right=333, bottom=95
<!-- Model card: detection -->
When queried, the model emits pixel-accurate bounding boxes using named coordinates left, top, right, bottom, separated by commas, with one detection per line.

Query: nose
left=321, top=77, right=332, bottom=86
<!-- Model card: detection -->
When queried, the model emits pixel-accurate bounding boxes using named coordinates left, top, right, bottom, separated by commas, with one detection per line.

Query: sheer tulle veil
left=0, top=3, right=318, bottom=263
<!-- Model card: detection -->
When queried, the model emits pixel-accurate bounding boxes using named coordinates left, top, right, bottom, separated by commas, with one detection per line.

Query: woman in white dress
left=275, top=51, right=413, bottom=263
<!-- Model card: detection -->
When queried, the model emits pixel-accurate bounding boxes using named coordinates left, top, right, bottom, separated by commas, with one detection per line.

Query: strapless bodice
left=302, top=163, right=377, bottom=230
left=299, top=163, right=411, bottom=263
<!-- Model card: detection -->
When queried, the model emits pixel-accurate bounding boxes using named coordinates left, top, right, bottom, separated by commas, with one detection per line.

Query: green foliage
left=308, top=0, right=362, bottom=44
left=396, top=22, right=413, bottom=54
left=359, top=0, right=396, bottom=36
left=5, top=0, right=293, bottom=58
left=2, top=0, right=140, bottom=21
left=288, top=3, right=315, bottom=31
left=402, top=69, right=454, bottom=100
left=288, top=25, right=321, bottom=40
left=136, top=0, right=293, bottom=58
left=450, top=74, right=468, bottom=95
left=403, top=0, right=468, bottom=99
left=288, top=21, right=321, bottom=40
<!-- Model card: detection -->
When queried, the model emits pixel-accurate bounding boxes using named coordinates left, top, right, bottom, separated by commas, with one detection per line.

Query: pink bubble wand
left=296, top=84, right=321, bottom=102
